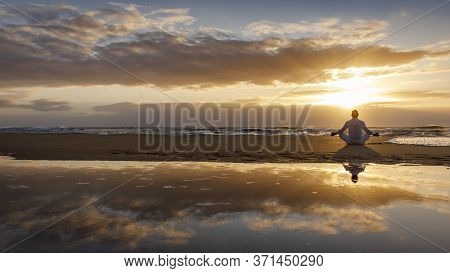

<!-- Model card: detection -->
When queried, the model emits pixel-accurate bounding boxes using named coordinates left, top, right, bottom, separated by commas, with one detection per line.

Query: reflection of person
left=331, top=110, right=379, bottom=145
left=343, top=162, right=366, bottom=183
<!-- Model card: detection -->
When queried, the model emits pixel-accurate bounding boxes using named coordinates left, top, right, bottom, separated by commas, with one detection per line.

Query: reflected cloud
left=2, top=202, right=194, bottom=250
left=244, top=206, right=386, bottom=235
left=0, top=159, right=449, bottom=252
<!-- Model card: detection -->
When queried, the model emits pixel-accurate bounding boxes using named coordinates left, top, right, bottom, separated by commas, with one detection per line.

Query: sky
left=0, top=0, right=449, bottom=127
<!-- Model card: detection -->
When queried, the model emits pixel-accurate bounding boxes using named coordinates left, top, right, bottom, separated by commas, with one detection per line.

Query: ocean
left=1, top=126, right=449, bottom=146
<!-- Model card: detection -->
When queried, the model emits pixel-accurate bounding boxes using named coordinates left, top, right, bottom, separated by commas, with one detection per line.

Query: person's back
left=331, top=110, right=379, bottom=145
left=346, top=118, right=369, bottom=142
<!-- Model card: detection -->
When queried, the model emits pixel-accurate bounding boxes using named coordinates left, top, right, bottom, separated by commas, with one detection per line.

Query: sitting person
left=331, top=110, right=379, bottom=145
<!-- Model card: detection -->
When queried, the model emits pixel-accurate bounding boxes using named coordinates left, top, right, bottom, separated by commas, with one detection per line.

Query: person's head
left=351, top=110, right=359, bottom=118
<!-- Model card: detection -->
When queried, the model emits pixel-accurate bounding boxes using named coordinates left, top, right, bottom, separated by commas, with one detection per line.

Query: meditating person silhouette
left=343, top=162, right=366, bottom=183
left=331, top=110, right=379, bottom=145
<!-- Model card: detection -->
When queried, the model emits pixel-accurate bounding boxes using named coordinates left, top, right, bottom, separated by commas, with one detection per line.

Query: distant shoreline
left=0, top=133, right=449, bottom=165
left=0, top=126, right=448, bottom=135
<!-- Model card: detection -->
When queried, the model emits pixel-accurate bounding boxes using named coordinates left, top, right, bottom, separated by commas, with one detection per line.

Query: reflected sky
left=0, top=158, right=449, bottom=252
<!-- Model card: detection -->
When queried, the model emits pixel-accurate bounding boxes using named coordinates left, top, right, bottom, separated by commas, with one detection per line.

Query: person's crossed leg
left=339, top=132, right=370, bottom=145
left=331, top=110, right=379, bottom=145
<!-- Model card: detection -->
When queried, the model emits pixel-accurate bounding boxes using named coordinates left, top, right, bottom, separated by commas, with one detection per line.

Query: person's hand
left=330, top=132, right=337, bottom=136
left=373, top=132, right=380, bottom=137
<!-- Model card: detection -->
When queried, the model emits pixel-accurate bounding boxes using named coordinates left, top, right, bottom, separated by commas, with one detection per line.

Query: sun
left=317, top=76, right=386, bottom=108
left=318, top=89, right=381, bottom=108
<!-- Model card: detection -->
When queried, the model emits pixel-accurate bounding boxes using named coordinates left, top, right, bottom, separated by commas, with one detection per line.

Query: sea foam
left=387, top=137, right=450, bottom=147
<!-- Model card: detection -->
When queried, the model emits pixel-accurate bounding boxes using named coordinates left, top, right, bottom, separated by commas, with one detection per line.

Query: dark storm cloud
left=0, top=98, right=71, bottom=111
left=0, top=3, right=448, bottom=89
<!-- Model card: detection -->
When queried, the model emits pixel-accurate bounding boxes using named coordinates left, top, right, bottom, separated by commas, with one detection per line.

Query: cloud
left=146, top=8, right=196, bottom=31
left=287, top=89, right=341, bottom=97
left=1, top=31, right=446, bottom=89
left=198, top=26, right=243, bottom=40
left=28, top=99, right=72, bottom=111
left=0, top=98, right=71, bottom=111
left=243, top=18, right=340, bottom=37
left=93, top=102, right=137, bottom=113
left=108, top=2, right=142, bottom=12
left=0, top=90, right=30, bottom=99
left=359, top=101, right=400, bottom=108
left=386, top=89, right=450, bottom=99
left=243, top=18, right=389, bottom=45
left=0, top=3, right=194, bottom=47
left=358, top=89, right=450, bottom=108
left=10, top=3, right=79, bottom=23
left=150, top=8, right=191, bottom=16
left=231, top=97, right=265, bottom=104
left=0, top=4, right=448, bottom=90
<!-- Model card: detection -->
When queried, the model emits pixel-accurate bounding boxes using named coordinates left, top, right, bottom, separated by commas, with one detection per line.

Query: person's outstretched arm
left=331, top=121, right=348, bottom=136
left=362, top=122, right=379, bottom=136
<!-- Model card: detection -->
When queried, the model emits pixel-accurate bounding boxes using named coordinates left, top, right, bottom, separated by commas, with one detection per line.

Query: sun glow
left=318, top=89, right=382, bottom=108
left=317, top=76, right=386, bottom=108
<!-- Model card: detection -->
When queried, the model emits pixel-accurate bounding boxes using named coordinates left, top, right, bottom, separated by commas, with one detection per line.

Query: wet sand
left=1, top=159, right=449, bottom=252
left=0, top=134, right=449, bottom=165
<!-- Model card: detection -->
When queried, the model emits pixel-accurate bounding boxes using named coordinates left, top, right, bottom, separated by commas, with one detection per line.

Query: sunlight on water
left=0, top=158, right=449, bottom=252
left=387, top=137, right=450, bottom=147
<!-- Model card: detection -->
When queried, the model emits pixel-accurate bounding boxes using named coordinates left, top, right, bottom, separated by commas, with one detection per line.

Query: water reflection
left=335, top=144, right=381, bottom=158
left=0, top=159, right=449, bottom=252
left=343, top=162, right=366, bottom=183
left=335, top=145, right=379, bottom=183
